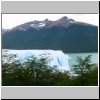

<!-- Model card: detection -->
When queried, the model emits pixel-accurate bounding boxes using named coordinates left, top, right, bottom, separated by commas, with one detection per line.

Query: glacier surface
left=2, top=49, right=70, bottom=71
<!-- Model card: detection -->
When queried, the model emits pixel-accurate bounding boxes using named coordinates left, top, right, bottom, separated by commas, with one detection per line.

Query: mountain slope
left=2, top=17, right=98, bottom=53
left=2, top=28, right=9, bottom=34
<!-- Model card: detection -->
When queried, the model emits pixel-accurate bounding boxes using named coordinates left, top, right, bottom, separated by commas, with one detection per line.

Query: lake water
left=68, top=53, right=98, bottom=67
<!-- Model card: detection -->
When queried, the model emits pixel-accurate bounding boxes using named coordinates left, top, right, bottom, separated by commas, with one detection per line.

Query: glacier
left=2, top=49, right=70, bottom=71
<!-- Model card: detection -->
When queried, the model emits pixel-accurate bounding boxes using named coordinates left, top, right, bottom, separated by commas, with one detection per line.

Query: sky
left=2, top=14, right=99, bottom=29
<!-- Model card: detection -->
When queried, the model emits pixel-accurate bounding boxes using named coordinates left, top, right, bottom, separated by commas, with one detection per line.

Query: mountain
left=7, top=16, right=75, bottom=31
left=2, top=16, right=98, bottom=53
left=2, top=28, right=9, bottom=34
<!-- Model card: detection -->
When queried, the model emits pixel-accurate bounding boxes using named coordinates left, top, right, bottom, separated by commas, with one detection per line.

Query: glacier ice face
left=2, top=49, right=70, bottom=71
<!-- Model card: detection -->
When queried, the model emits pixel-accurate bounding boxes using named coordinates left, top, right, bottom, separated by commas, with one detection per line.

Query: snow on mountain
left=30, top=22, right=45, bottom=28
left=2, top=16, right=96, bottom=32
left=8, top=16, right=77, bottom=31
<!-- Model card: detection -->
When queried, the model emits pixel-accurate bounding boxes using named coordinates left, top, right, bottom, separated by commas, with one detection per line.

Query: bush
left=71, top=55, right=98, bottom=86
left=2, top=53, right=98, bottom=86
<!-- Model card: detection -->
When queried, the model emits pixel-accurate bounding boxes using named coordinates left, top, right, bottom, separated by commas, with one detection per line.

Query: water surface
left=68, top=53, right=98, bottom=67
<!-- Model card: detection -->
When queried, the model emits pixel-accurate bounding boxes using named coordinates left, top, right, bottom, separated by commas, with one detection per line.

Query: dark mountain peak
left=59, top=16, right=69, bottom=21
left=43, top=18, right=49, bottom=22
left=2, top=16, right=98, bottom=53
left=32, top=20, right=41, bottom=24
left=4, top=16, right=97, bottom=32
left=58, top=16, right=75, bottom=22
left=52, top=16, right=75, bottom=28
left=67, top=18, right=75, bottom=22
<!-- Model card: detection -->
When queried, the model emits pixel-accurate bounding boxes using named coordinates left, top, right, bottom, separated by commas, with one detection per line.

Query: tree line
left=2, top=52, right=98, bottom=86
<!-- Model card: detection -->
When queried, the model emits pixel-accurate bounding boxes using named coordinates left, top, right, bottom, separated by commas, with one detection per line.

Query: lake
left=68, top=53, right=98, bottom=67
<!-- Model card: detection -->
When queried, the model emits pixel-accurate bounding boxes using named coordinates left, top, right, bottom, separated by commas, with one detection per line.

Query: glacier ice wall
left=2, top=49, right=70, bottom=71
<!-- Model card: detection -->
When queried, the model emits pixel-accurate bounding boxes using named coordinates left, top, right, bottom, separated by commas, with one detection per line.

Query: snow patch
left=30, top=22, right=45, bottom=28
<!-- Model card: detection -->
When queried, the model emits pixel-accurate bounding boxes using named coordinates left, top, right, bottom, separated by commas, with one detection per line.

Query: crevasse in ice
left=2, top=49, right=70, bottom=71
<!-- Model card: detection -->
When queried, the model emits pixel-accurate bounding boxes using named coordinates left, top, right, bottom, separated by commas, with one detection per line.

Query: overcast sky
left=2, top=14, right=99, bottom=29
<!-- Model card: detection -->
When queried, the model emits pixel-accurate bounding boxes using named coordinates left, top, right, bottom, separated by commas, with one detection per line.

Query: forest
left=2, top=52, right=98, bottom=86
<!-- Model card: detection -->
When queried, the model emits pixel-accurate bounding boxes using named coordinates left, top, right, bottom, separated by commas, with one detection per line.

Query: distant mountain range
left=2, top=16, right=98, bottom=53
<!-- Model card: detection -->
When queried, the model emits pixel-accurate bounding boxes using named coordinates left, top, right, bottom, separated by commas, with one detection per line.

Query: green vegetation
left=71, top=55, right=98, bottom=86
left=2, top=53, right=98, bottom=86
left=2, top=24, right=98, bottom=53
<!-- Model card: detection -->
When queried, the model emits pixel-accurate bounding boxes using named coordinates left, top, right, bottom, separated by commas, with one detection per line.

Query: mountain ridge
left=2, top=16, right=97, bottom=32
left=2, top=16, right=98, bottom=53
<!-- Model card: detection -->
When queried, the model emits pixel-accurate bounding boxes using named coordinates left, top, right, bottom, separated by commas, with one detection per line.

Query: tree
left=2, top=52, right=98, bottom=86
left=71, top=55, right=98, bottom=86
left=53, top=70, right=71, bottom=86
left=72, top=55, right=97, bottom=75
